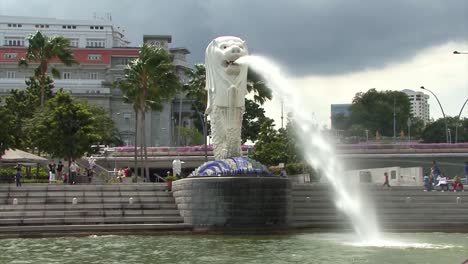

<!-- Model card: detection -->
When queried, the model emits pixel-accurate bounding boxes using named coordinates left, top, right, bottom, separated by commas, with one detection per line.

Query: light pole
left=407, top=118, right=411, bottom=143
left=420, top=86, right=449, bottom=143
left=452, top=51, right=468, bottom=143
left=393, top=97, right=396, bottom=142
left=455, top=98, right=468, bottom=143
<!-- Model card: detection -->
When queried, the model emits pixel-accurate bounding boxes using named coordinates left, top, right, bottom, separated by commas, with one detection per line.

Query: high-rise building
left=0, top=15, right=193, bottom=146
left=401, top=89, right=430, bottom=124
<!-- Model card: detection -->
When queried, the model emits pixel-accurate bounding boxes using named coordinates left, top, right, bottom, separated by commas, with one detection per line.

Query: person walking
left=382, top=172, right=391, bottom=188
left=14, top=164, right=22, bottom=187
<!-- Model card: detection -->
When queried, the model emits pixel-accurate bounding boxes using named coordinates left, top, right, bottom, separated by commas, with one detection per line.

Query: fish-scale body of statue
left=205, top=36, right=248, bottom=160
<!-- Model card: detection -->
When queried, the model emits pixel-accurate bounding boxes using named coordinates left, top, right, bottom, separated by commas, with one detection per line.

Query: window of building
left=88, top=54, right=102, bottom=60
left=72, top=25, right=76, bottom=29
left=63, top=72, right=71, bottom=79
left=4, top=38, right=24, bottom=46
left=45, top=25, right=49, bottom=28
left=62, top=25, right=66, bottom=29
left=100, top=26, right=103, bottom=29
left=18, top=24, right=22, bottom=28
left=90, top=26, right=94, bottom=29
left=7, top=24, right=11, bottom=27
left=89, top=72, right=98, bottom=80
left=68, top=39, right=79, bottom=48
left=86, top=39, right=105, bottom=48
left=3, top=53, right=18, bottom=59
left=6, top=71, right=16, bottom=79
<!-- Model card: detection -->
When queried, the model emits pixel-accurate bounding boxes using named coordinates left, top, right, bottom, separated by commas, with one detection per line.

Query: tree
left=3, top=77, right=54, bottom=150
left=242, top=99, right=273, bottom=143
left=118, top=44, right=180, bottom=180
left=0, top=101, right=15, bottom=155
left=252, top=119, right=289, bottom=166
left=178, top=126, right=203, bottom=146
left=349, top=89, right=411, bottom=137
left=27, top=91, right=115, bottom=169
left=408, top=117, right=425, bottom=140
left=19, top=31, right=78, bottom=107
left=421, top=116, right=465, bottom=143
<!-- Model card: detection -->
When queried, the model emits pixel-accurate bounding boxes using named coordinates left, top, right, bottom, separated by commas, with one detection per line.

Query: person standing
left=382, top=172, right=391, bottom=188
left=69, top=160, right=78, bottom=185
left=431, top=160, right=441, bottom=187
left=423, top=172, right=432, bottom=191
left=14, top=164, right=22, bottom=187
left=48, top=161, right=56, bottom=184
left=56, top=161, right=63, bottom=182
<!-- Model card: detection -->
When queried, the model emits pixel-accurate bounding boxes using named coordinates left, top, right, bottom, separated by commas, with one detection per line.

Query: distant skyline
left=1, top=0, right=468, bottom=127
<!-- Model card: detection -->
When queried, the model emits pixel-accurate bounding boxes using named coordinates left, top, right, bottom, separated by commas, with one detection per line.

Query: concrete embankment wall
left=292, top=183, right=468, bottom=232
left=172, top=177, right=292, bottom=229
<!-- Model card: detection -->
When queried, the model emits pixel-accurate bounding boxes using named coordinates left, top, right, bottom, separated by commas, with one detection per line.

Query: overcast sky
left=1, top=0, right=468, bottom=127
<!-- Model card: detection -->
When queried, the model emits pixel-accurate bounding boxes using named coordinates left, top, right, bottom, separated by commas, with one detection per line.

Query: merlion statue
left=205, top=36, right=249, bottom=160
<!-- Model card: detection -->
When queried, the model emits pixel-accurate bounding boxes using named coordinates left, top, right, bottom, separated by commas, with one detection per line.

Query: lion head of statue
left=205, top=36, right=248, bottom=76
left=205, top=36, right=249, bottom=113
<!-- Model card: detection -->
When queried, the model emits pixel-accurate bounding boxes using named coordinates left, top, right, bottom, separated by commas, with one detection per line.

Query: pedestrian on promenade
left=423, top=172, right=432, bottom=191
left=452, top=175, right=464, bottom=192
left=69, top=160, right=78, bottom=185
left=48, top=161, right=56, bottom=184
left=382, top=172, right=391, bottom=188
left=431, top=160, right=441, bottom=186
left=56, top=161, right=63, bottom=182
left=14, top=164, right=22, bottom=187
left=437, top=174, right=449, bottom=192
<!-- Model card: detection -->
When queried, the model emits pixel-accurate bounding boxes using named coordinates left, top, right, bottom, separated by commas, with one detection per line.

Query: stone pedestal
left=172, top=176, right=292, bottom=229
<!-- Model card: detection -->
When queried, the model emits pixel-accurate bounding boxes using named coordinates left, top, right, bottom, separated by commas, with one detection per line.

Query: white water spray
left=237, top=55, right=381, bottom=242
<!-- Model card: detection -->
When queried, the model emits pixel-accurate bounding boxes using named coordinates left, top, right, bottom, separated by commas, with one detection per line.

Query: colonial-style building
left=0, top=15, right=194, bottom=146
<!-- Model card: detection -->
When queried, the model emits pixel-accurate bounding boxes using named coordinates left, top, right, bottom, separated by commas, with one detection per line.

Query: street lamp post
left=453, top=51, right=468, bottom=143
left=407, top=118, right=411, bottom=143
left=455, top=98, right=468, bottom=143
left=420, top=86, right=449, bottom=143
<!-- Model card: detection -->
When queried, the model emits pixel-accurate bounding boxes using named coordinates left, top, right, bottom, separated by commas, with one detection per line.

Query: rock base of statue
left=172, top=176, right=292, bottom=229
left=189, top=157, right=271, bottom=177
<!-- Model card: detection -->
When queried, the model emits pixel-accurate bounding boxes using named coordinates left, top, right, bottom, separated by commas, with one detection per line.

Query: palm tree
left=119, top=44, right=180, bottom=181
left=19, top=31, right=78, bottom=107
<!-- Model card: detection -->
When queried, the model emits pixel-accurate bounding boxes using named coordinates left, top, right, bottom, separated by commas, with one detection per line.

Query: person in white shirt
left=437, top=174, right=449, bottom=192
left=69, top=161, right=78, bottom=185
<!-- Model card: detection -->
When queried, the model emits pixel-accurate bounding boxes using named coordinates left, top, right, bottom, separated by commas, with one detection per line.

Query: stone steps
left=0, top=209, right=181, bottom=218
left=0, top=184, right=185, bottom=232
left=0, top=216, right=184, bottom=225
left=291, top=183, right=468, bottom=231
left=0, top=203, right=177, bottom=211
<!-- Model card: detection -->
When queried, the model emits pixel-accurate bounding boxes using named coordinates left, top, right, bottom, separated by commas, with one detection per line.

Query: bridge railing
left=336, top=143, right=468, bottom=154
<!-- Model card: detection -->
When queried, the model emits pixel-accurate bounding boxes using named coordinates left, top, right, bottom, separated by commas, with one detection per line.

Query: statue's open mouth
left=223, top=60, right=238, bottom=67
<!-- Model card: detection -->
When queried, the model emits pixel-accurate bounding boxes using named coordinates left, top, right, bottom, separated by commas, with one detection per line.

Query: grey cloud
left=1, top=0, right=468, bottom=76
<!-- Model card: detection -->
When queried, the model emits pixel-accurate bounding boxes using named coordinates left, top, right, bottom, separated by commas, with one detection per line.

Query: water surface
left=1, top=232, right=467, bottom=264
